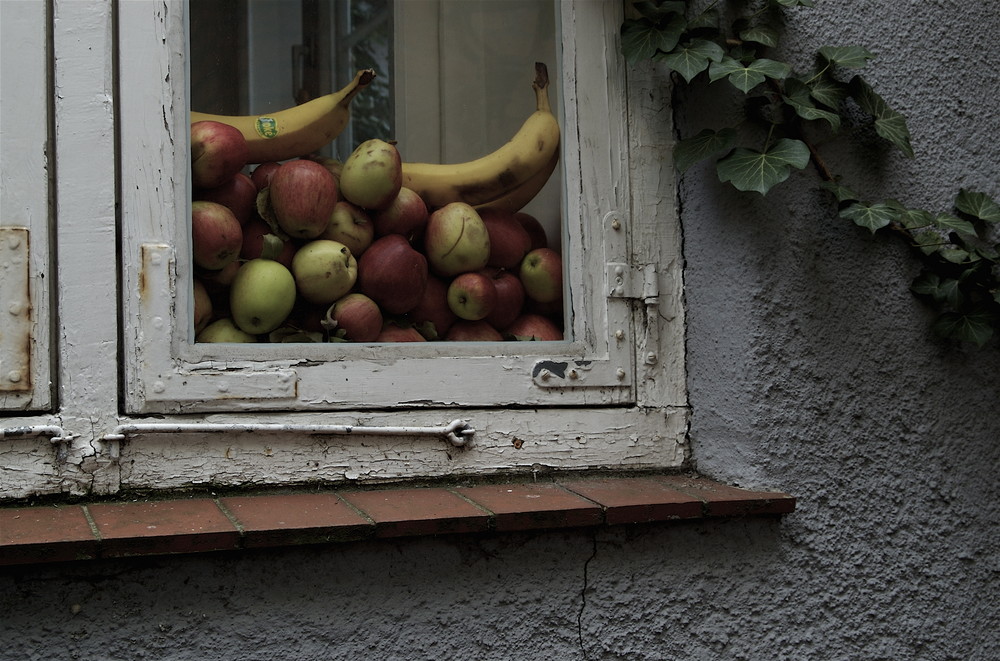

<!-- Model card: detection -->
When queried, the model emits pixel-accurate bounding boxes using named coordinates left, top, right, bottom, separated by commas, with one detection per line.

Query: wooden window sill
left=0, top=473, right=795, bottom=566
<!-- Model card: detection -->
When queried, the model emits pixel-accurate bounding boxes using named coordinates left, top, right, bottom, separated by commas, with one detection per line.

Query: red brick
left=0, top=505, right=99, bottom=565
left=88, top=498, right=240, bottom=557
left=453, top=483, right=604, bottom=531
left=559, top=477, right=703, bottom=525
left=658, top=475, right=796, bottom=517
left=339, top=487, right=490, bottom=538
left=219, top=492, right=374, bottom=547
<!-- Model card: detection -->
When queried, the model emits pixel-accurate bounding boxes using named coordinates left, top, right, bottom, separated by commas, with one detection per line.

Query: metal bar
left=101, top=419, right=476, bottom=447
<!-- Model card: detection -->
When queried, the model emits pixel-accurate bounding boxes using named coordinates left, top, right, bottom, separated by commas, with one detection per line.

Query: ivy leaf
left=933, top=213, right=978, bottom=240
left=891, top=205, right=934, bottom=230
left=621, top=15, right=686, bottom=64
left=660, top=39, right=726, bottom=82
left=849, top=75, right=915, bottom=157
left=632, top=1, right=687, bottom=20
left=932, top=310, right=994, bottom=347
left=912, top=272, right=963, bottom=308
left=818, top=46, right=875, bottom=69
left=740, top=25, right=780, bottom=48
left=821, top=180, right=860, bottom=203
left=939, top=248, right=976, bottom=264
left=709, top=57, right=792, bottom=92
left=674, top=127, right=737, bottom=172
left=783, top=79, right=841, bottom=131
left=716, top=138, right=810, bottom=195
left=912, top=230, right=946, bottom=255
left=955, top=189, right=1000, bottom=223
left=774, top=0, right=815, bottom=7
left=806, top=73, right=850, bottom=109
left=687, top=8, right=719, bottom=30
left=839, top=201, right=895, bottom=233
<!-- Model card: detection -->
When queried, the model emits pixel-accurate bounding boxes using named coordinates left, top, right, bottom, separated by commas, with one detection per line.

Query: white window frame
left=1, top=0, right=687, bottom=499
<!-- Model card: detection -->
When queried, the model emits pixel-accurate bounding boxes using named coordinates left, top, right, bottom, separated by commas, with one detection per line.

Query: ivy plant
left=621, top=0, right=1000, bottom=346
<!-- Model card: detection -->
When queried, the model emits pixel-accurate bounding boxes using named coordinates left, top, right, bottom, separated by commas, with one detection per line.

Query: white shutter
left=0, top=0, right=53, bottom=412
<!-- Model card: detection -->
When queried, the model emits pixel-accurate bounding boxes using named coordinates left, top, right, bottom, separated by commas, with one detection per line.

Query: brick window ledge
left=0, top=473, right=795, bottom=566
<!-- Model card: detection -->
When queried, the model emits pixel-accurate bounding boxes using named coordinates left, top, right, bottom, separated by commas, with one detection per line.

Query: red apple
left=251, top=162, right=281, bottom=190
left=371, top=186, right=429, bottom=241
left=191, top=200, right=243, bottom=270
left=515, top=212, right=548, bottom=250
left=340, top=139, right=403, bottom=210
left=445, top=320, right=504, bottom=341
left=191, top=120, right=249, bottom=189
left=240, top=217, right=295, bottom=268
left=407, top=274, right=458, bottom=340
left=376, top=322, right=426, bottom=342
left=192, top=278, right=213, bottom=334
left=504, top=313, right=564, bottom=341
left=194, top=172, right=257, bottom=225
left=479, top=208, right=532, bottom=268
left=447, top=271, right=497, bottom=321
left=197, top=260, right=242, bottom=298
left=321, top=201, right=374, bottom=258
left=268, top=159, right=339, bottom=239
left=423, top=202, right=490, bottom=277
left=519, top=247, right=563, bottom=303
left=357, top=234, right=429, bottom=315
left=326, top=292, right=383, bottom=342
left=482, top=267, right=526, bottom=330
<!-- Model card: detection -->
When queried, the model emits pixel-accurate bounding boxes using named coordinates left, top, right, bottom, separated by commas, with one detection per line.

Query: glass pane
left=188, top=0, right=564, bottom=345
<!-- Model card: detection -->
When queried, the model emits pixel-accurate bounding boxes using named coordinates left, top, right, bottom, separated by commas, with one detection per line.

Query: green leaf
left=839, top=201, right=895, bottom=233
left=892, top=206, right=934, bottom=230
left=939, top=248, right=976, bottom=264
left=912, top=272, right=964, bottom=308
left=774, top=0, right=815, bottom=7
left=783, top=79, right=841, bottom=131
left=821, top=180, right=860, bottom=203
left=806, top=73, right=850, bottom=109
left=687, top=8, right=719, bottom=30
left=740, top=25, right=780, bottom=47
left=716, top=138, right=811, bottom=195
left=849, top=75, right=915, bottom=157
left=709, top=57, right=792, bottom=92
left=621, top=15, right=686, bottom=64
left=659, top=39, right=726, bottom=82
left=674, top=127, right=738, bottom=172
left=955, top=189, right=1000, bottom=223
left=632, top=1, right=687, bottom=20
left=932, top=310, right=994, bottom=347
left=933, top=213, right=979, bottom=240
left=818, top=46, right=875, bottom=69
left=912, top=230, right=946, bottom=255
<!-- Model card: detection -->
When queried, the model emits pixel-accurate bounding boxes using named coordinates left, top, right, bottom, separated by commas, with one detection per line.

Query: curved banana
left=191, top=69, right=376, bottom=164
left=401, top=62, right=560, bottom=209
left=475, top=147, right=559, bottom=214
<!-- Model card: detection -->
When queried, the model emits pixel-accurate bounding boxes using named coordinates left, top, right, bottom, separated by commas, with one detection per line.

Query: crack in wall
left=577, top=529, right=598, bottom=660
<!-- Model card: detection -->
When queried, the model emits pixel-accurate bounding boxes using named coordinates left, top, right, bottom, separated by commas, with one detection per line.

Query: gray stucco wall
left=2, top=2, right=998, bottom=659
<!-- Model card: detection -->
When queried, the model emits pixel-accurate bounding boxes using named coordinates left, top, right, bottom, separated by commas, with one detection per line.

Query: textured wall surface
left=2, top=2, right=999, bottom=659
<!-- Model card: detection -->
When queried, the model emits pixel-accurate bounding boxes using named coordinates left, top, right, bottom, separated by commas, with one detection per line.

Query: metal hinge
left=607, top=262, right=658, bottom=303
left=0, top=228, right=32, bottom=392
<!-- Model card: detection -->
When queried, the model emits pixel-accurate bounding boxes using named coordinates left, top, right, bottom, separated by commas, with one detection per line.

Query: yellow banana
left=474, top=147, right=559, bottom=214
left=401, top=62, right=560, bottom=210
left=191, top=69, right=376, bottom=164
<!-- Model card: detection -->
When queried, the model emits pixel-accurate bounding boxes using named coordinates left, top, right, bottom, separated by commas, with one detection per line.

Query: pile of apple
left=189, top=121, right=564, bottom=343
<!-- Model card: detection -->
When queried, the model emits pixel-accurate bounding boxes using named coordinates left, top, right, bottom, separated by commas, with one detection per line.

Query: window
left=1, top=0, right=686, bottom=499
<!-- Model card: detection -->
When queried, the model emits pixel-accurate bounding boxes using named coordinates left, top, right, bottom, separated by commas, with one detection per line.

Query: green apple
left=339, top=139, right=402, bottom=210
left=195, top=318, right=257, bottom=343
left=424, top=202, right=490, bottom=277
left=229, top=258, right=296, bottom=335
left=291, top=239, right=358, bottom=305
